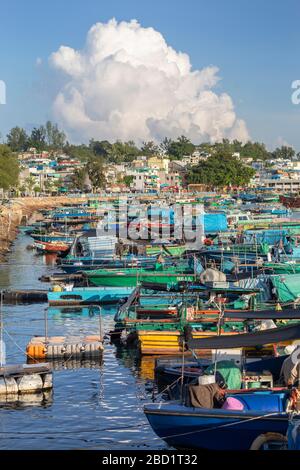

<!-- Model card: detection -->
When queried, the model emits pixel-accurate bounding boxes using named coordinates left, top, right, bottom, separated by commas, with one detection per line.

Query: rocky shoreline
left=0, top=196, right=89, bottom=262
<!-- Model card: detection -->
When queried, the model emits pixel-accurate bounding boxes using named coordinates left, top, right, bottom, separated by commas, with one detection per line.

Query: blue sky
left=0, top=0, right=299, bottom=149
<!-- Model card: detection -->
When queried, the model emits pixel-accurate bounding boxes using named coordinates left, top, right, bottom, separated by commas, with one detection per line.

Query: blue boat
left=287, top=416, right=300, bottom=449
left=58, top=256, right=159, bottom=274
left=145, top=323, right=300, bottom=450
left=48, top=286, right=133, bottom=306
left=144, top=391, right=289, bottom=450
left=155, top=354, right=288, bottom=400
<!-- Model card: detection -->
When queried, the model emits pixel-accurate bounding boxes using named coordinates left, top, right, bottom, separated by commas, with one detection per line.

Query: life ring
left=250, top=432, right=287, bottom=450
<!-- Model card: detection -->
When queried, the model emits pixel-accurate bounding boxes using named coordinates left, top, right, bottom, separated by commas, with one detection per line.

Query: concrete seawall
left=0, top=196, right=90, bottom=261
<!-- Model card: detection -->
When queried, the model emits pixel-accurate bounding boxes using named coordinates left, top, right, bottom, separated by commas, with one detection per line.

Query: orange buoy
left=26, top=343, right=46, bottom=359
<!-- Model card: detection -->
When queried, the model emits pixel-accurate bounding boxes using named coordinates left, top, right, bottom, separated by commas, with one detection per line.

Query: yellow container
left=138, top=331, right=183, bottom=355
left=52, top=285, right=63, bottom=292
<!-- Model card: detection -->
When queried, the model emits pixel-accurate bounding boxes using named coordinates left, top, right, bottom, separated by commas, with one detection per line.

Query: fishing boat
left=280, top=195, right=300, bottom=210
left=111, top=282, right=271, bottom=355
left=144, top=324, right=300, bottom=450
left=263, top=262, right=300, bottom=274
left=47, top=286, right=133, bottom=306
left=270, top=272, right=300, bottom=303
left=84, top=264, right=196, bottom=288
left=31, top=233, right=75, bottom=244
left=155, top=308, right=300, bottom=397
left=33, top=240, right=71, bottom=254
left=58, top=256, right=159, bottom=274
left=144, top=390, right=290, bottom=450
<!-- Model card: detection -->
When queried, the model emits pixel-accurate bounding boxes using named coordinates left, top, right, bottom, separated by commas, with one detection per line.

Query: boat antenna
left=97, top=306, right=103, bottom=341
left=180, top=338, right=185, bottom=404
left=44, top=307, right=49, bottom=347
left=0, top=290, right=4, bottom=367
left=213, top=299, right=225, bottom=380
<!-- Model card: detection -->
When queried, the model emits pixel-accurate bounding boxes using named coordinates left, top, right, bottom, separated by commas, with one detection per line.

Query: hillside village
left=16, top=146, right=300, bottom=195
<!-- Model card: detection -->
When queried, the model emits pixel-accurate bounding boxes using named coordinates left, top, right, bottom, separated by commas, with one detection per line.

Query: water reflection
left=28, top=357, right=103, bottom=370
left=48, top=305, right=116, bottom=319
left=0, top=390, right=53, bottom=409
left=0, top=232, right=164, bottom=449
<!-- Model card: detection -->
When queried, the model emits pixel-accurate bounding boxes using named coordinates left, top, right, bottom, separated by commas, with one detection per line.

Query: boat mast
left=0, top=290, right=4, bottom=367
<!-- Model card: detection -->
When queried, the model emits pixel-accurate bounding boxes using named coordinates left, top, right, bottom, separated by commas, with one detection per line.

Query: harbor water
left=0, top=232, right=166, bottom=450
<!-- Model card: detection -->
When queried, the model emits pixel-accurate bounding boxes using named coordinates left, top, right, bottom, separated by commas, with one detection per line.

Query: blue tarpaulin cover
left=204, top=213, right=228, bottom=233
left=245, top=229, right=288, bottom=245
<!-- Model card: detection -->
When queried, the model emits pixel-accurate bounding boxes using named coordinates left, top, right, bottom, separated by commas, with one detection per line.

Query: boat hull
left=48, top=287, right=133, bottom=306
left=144, top=401, right=288, bottom=450
left=86, top=272, right=195, bottom=287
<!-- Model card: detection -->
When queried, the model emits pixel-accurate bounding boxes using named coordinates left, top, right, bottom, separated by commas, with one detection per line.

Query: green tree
left=187, top=151, right=255, bottom=188
left=44, top=179, right=55, bottom=193
left=45, top=121, right=66, bottom=150
left=24, top=176, right=36, bottom=193
left=28, top=126, right=46, bottom=151
left=110, top=140, right=140, bottom=163
left=7, top=127, right=28, bottom=152
left=0, top=145, right=20, bottom=190
left=141, top=141, right=159, bottom=156
left=122, top=175, right=134, bottom=187
left=89, top=140, right=113, bottom=159
left=33, top=185, right=41, bottom=194
left=71, top=167, right=88, bottom=191
left=159, top=137, right=173, bottom=155
left=272, top=146, right=295, bottom=160
left=240, top=141, right=270, bottom=160
left=167, top=136, right=195, bottom=159
left=64, top=144, right=95, bottom=161
left=86, top=159, right=106, bottom=191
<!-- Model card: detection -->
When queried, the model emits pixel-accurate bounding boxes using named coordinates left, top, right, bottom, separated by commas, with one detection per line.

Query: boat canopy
left=271, top=273, right=300, bottom=303
left=223, top=309, right=300, bottom=320
left=187, top=323, right=300, bottom=350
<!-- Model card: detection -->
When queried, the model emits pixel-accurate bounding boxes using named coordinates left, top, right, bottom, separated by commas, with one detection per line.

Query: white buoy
left=17, top=374, right=44, bottom=393
left=0, top=377, right=6, bottom=394
left=43, top=373, right=53, bottom=390
left=4, top=377, right=18, bottom=394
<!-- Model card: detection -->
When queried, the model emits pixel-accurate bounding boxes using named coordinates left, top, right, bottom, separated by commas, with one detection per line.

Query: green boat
left=263, top=262, right=300, bottom=274
left=84, top=264, right=196, bottom=287
left=145, top=245, right=186, bottom=257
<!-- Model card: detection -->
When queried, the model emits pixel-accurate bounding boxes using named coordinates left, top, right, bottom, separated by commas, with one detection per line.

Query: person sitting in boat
left=187, top=382, right=226, bottom=409
left=280, top=345, right=300, bottom=387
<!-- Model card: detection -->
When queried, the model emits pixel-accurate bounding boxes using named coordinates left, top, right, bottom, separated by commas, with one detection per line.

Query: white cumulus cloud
left=49, top=18, right=249, bottom=144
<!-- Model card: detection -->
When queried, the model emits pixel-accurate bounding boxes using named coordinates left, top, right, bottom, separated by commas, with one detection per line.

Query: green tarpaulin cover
left=206, top=360, right=242, bottom=390
left=271, top=273, right=300, bottom=303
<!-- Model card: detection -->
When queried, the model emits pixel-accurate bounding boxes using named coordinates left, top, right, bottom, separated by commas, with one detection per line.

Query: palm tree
left=24, top=176, right=37, bottom=195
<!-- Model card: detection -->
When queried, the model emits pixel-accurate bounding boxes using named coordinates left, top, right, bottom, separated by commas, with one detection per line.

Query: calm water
left=0, top=232, right=167, bottom=450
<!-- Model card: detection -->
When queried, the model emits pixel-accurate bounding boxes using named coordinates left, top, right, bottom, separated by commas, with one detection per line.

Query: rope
left=3, top=327, right=39, bottom=364
left=3, top=326, right=89, bottom=368
left=153, top=376, right=182, bottom=402
left=0, top=422, right=151, bottom=435
left=144, top=409, right=282, bottom=440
